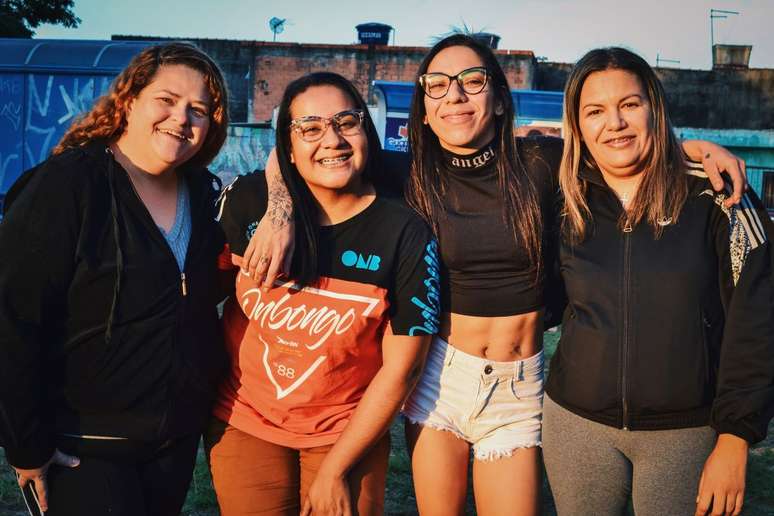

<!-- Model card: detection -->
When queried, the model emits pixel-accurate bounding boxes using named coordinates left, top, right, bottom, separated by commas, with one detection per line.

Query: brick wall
left=224, top=41, right=535, bottom=122
left=114, top=36, right=536, bottom=122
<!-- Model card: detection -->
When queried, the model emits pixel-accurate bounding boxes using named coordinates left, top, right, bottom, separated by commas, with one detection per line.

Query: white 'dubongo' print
left=240, top=278, right=382, bottom=400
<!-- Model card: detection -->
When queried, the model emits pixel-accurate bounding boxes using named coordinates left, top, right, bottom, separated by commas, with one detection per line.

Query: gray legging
left=542, top=395, right=717, bottom=516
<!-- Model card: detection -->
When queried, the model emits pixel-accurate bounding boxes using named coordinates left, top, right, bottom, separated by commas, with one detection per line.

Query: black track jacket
left=546, top=165, right=774, bottom=444
left=0, top=143, right=225, bottom=468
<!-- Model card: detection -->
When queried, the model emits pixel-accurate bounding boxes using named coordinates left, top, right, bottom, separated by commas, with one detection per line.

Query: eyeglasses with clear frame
left=418, top=66, right=489, bottom=99
left=289, top=109, right=365, bottom=143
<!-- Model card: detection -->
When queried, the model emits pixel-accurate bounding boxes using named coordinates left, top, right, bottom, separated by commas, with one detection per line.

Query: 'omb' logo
left=341, top=250, right=381, bottom=271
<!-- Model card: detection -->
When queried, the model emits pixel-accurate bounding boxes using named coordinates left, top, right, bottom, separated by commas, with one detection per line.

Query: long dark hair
left=405, top=34, right=543, bottom=277
left=275, top=72, right=383, bottom=287
left=559, top=47, right=687, bottom=241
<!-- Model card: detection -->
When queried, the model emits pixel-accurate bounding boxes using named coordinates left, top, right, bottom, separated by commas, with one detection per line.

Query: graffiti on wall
left=0, top=74, right=24, bottom=193
left=209, top=126, right=275, bottom=186
left=25, top=74, right=111, bottom=168
left=0, top=73, right=112, bottom=193
left=2, top=71, right=274, bottom=195
left=1, top=101, right=21, bottom=131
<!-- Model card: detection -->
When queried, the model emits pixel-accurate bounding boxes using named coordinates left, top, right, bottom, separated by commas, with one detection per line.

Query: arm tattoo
left=266, top=167, right=293, bottom=230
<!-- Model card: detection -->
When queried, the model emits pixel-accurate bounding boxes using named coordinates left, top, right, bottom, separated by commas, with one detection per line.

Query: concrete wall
left=535, top=62, right=774, bottom=131
left=658, top=68, right=774, bottom=130
left=209, top=125, right=274, bottom=185
left=113, top=36, right=536, bottom=123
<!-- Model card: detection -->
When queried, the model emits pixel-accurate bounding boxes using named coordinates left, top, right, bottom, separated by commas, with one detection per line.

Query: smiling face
left=578, top=69, right=654, bottom=181
left=288, top=84, right=368, bottom=196
left=118, top=64, right=211, bottom=175
left=423, top=45, right=500, bottom=154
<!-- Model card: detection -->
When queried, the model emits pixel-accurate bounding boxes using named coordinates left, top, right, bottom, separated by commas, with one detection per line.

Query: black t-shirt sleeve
left=216, top=171, right=269, bottom=256
left=376, top=149, right=411, bottom=198
left=388, top=217, right=441, bottom=336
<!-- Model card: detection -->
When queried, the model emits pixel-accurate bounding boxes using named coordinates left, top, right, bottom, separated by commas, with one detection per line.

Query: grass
left=3, top=330, right=773, bottom=515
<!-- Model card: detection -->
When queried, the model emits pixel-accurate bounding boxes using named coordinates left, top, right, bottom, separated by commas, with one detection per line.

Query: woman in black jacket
left=543, top=47, right=774, bottom=516
left=244, top=36, right=751, bottom=516
left=0, top=42, right=228, bottom=516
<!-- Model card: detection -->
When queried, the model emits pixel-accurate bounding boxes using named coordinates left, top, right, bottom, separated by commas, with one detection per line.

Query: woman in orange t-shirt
left=205, top=72, right=438, bottom=516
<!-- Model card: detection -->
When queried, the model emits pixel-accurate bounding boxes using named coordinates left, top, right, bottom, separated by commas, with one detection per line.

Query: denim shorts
left=403, top=336, right=544, bottom=461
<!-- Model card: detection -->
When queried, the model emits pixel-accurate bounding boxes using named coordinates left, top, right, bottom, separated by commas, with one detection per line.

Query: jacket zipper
left=115, top=154, right=202, bottom=440
left=700, top=314, right=711, bottom=385
left=621, top=218, right=633, bottom=430
left=121, top=165, right=194, bottom=299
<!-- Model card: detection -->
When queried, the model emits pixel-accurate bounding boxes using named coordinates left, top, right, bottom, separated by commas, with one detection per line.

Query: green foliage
left=0, top=457, right=25, bottom=516
left=0, top=0, right=80, bottom=38
left=746, top=448, right=774, bottom=515
left=181, top=445, right=219, bottom=514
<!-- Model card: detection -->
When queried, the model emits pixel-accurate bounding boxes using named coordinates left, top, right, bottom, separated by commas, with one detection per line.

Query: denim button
left=484, top=364, right=493, bottom=374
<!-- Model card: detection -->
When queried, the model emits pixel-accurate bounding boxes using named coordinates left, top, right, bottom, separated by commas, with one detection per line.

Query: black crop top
left=382, top=136, right=563, bottom=317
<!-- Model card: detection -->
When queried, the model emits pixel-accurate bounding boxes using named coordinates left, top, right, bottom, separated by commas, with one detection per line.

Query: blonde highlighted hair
left=53, top=41, right=229, bottom=168
left=559, top=47, right=688, bottom=242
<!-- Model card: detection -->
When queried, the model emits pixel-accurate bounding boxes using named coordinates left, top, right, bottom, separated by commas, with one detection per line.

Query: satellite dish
left=269, top=17, right=286, bottom=41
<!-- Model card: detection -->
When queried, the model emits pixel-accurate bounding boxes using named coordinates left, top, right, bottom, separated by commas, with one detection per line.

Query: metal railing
left=748, top=166, right=774, bottom=216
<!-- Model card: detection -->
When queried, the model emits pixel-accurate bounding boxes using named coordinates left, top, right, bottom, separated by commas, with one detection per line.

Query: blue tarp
left=512, top=89, right=563, bottom=125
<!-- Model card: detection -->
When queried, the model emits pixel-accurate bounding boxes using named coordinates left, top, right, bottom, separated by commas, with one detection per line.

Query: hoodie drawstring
left=104, top=148, right=123, bottom=345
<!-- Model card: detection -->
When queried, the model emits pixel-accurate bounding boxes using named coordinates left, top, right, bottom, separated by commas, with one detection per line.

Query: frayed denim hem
left=401, top=413, right=468, bottom=442
left=473, top=441, right=543, bottom=462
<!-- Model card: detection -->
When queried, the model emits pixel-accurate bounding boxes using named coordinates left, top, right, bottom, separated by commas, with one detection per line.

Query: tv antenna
left=709, top=9, right=739, bottom=54
left=269, top=17, right=287, bottom=42
left=656, top=53, right=680, bottom=67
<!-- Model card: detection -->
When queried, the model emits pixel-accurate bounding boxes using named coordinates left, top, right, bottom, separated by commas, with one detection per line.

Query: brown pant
left=204, top=417, right=390, bottom=516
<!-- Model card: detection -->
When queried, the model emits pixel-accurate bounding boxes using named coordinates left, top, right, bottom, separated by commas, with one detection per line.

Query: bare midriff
left=439, top=310, right=543, bottom=362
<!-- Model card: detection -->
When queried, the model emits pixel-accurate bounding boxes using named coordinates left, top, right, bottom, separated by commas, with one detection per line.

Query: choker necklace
left=442, top=144, right=497, bottom=171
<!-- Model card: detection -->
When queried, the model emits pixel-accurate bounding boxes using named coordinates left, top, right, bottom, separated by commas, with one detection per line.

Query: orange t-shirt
left=213, top=173, right=440, bottom=448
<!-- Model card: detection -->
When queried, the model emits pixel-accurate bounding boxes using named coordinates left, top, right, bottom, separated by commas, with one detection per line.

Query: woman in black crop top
left=399, top=35, right=745, bottom=516
left=244, top=35, right=747, bottom=515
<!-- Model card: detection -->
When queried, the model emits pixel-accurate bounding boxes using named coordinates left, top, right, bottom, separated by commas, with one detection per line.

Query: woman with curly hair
left=0, top=42, right=229, bottom=516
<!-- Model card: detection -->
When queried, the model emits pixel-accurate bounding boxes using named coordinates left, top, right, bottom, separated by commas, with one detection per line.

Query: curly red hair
left=53, top=41, right=229, bottom=168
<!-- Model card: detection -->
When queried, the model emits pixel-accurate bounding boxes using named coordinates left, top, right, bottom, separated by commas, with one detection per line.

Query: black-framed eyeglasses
left=289, top=109, right=365, bottom=142
left=418, top=66, right=489, bottom=99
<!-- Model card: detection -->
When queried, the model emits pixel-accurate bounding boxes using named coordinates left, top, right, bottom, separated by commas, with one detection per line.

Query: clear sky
left=34, top=0, right=774, bottom=70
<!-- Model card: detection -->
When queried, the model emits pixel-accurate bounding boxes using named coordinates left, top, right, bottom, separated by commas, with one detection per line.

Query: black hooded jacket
left=0, top=142, right=226, bottom=468
left=546, top=165, right=774, bottom=444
